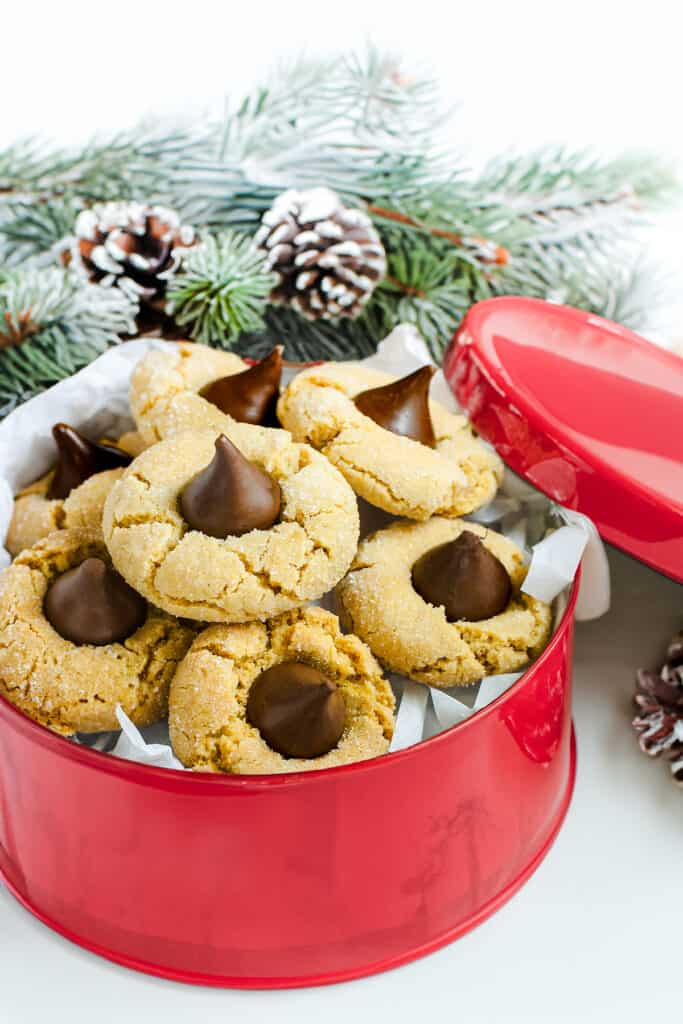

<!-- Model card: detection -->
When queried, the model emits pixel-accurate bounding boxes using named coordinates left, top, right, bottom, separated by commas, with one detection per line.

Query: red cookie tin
left=3, top=296, right=677, bottom=988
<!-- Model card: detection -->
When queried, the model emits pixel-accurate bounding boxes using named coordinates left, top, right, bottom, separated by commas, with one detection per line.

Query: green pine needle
left=166, top=233, right=276, bottom=345
left=477, top=147, right=678, bottom=207
left=0, top=195, right=83, bottom=266
left=0, top=125, right=211, bottom=204
left=235, top=305, right=379, bottom=363
left=0, top=268, right=136, bottom=415
left=364, top=248, right=474, bottom=358
left=493, top=238, right=660, bottom=330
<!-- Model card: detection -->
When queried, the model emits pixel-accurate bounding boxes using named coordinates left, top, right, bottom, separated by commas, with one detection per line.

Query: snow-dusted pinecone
left=633, top=632, right=683, bottom=784
left=255, top=188, right=386, bottom=320
left=69, top=202, right=196, bottom=308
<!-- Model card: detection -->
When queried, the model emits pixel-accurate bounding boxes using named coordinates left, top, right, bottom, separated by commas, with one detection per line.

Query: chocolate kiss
left=179, top=434, right=281, bottom=538
left=47, top=423, right=132, bottom=500
left=200, top=347, right=283, bottom=426
left=44, top=558, right=147, bottom=646
left=246, top=662, right=346, bottom=759
left=411, top=531, right=512, bottom=622
left=354, top=365, right=437, bottom=447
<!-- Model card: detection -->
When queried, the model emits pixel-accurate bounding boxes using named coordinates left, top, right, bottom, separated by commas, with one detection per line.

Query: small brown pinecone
left=68, top=202, right=196, bottom=308
left=633, top=631, right=683, bottom=784
left=255, top=187, right=386, bottom=320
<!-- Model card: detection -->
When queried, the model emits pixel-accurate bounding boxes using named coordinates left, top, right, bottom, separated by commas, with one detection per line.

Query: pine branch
left=314, top=49, right=443, bottom=145
left=472, top=148, right=679, bottom=249
left=166, top=233, right=276, bottom=344
left=0, top=50, right=678, bottom=389
left=368, top=202, right=509, bottom=265
left=2, top=57, right=674, bottom=276
left=363, top=248, right=474, bottom=358
left=167, top=48, right=451, bottom=226
left=0, top=124, right=212, bottom=205
left=0, top=52, right=448, bottom=244
left=476, top=147, right=678, bottom=205
left=0, top=268, right=136, bottom=415
left=213, top=47, right=443, bottom=161
left=234, top=305, right=379, bottom=363
left=0, top=195, right=82, bottom=266
left=170, top=150, right=441, bottom=231
left=490, top=236, right=659, bottom=329
left=367, top=174, right=518, bottom=241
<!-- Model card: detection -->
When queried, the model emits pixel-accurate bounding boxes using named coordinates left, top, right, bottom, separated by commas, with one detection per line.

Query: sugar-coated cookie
left=113, top=429, right=148, bottom=457
left=130, top=342, right=285, bottom=444
left=169, top=606, right=395, bottom=774
left=5, top=427, right=145, bottom=558
left=0, top=529, right=195, bottom=734
left=277, top=362, right=503, bottom=520
left=103, top=427, right=360, bottom=623
left=336, top=518, right=552, bottom=688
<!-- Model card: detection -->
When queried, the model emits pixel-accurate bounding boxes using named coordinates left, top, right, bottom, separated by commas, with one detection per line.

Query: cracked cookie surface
left=130, top=342, right=279, bottom=445
left=103, top=428, right=360, bottom=623
left=277, top=362, right=503, bottom=519
left=0, top=528, right=195, bottom=734
left=169, top=606, right=395, bottom=774
left=5, top=431, right=146, bottom=558
left=336, top=518, right=552, bottom=688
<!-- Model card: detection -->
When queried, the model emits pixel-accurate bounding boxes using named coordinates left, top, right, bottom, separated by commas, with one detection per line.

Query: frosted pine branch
left=0, top=268, right=136, bottom=414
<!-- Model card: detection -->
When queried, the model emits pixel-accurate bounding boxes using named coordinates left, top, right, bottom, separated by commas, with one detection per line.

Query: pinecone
left=68, top=202, right=196, bottom=309
left=255, top=187, right=386, bottom=320
left=633, top=631, right=683, bottom=784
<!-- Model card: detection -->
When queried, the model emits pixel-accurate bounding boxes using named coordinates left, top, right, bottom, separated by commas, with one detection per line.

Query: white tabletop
left=2, top=543, right=680, bottom=1024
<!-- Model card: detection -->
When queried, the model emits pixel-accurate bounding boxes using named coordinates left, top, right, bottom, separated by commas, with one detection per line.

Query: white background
left=1, top=2, right=682, bottom=1021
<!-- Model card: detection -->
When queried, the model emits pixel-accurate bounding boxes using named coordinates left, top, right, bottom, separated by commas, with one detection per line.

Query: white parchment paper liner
left=0, top=325, right=610, bottom=768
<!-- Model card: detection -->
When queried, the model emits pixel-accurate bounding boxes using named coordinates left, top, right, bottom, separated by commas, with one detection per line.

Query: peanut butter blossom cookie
left=103, top=426, right=360, bottom=623
left=6, top=423, right=141, bottom=558
left=169, top=606, right=395, bottom=774
left=112, top=429, right=148, bottom=457
left=0, top=528, right=194, bottom=734
left=130, top=341, right=284, bottom=445
left=277, top=361, right=503, bottom=519
left=336, top=518, right=552, bottom=688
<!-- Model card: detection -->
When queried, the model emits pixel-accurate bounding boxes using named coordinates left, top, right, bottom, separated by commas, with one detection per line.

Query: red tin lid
left=443, top=297, right=683, bottom=583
